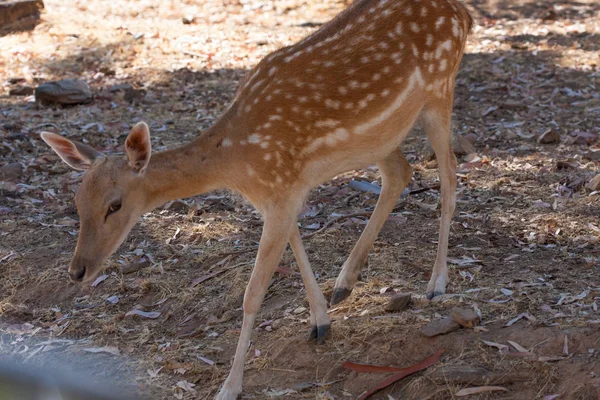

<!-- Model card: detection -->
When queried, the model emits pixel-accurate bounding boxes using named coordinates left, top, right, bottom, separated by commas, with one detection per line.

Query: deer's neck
left=142, top=123, right=238, bottom=211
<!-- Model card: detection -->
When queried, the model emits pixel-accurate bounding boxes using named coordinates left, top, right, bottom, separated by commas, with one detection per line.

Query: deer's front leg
left=289, top=226, right=330, bottom=344
left=216, top=207, right=297, bottom=400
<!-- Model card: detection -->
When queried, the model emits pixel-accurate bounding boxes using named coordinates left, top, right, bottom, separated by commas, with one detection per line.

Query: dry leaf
left=125, top=309, right=161, bottom=319
left=456, top=386, right=508, bottom=396
left=82, top=346, right=120, bottom=356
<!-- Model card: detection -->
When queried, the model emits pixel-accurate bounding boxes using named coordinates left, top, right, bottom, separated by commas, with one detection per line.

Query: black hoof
left=426, top=291, right=445, bottom=300
left=331, top=288, right=352, bottom=305
left=308, top=324, right=330, bottom=345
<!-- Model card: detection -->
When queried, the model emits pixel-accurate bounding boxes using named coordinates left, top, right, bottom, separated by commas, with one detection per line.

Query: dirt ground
left=1, top=0, right=600, bottom=399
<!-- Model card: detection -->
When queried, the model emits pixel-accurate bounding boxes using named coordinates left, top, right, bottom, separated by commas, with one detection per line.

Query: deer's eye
left=105, top=202, right=122, bottom=219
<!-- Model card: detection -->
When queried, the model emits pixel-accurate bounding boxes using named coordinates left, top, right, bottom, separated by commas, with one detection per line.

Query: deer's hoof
left=330, top=287, right=352, bottom=305
left=307, top=324, right=330, bottom=345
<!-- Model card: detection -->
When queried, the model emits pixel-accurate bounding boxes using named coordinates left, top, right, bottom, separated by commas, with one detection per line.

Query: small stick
left=302, top=212, right=373, bottom=239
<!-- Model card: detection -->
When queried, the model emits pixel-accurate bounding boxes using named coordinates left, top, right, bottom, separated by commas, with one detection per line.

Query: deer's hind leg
left=421, top=100, right=457, bottom=299
left=289, top=226, right=330, bottom=344
left=331, top=148, right=412, bottom=305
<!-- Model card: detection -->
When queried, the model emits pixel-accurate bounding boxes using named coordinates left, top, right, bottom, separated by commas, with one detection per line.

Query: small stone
left=271, top=319, right=283, bottom=329
left=182, top=16, right=195, bottom=24
left=587, top=175, right=600, bottom=191
left=421, top=316, right=460, bottom=337
left=123, top=87, right=146, bottom=103
left=385, top=292, right=411, bottom=312
left=583, top=151, right=600, bottom=161
left=450, top=307, right=480, bottom=328
left=109, top=83, right=133, bottom=92
left=453, top=135, right=476, bottom=156
left=35, top=79, right=92, bottom=105
left=293, top=306, right=307, bottom=315
left=0, top=162, right=23, bottom=182
left=265, top=326, right=273, bottom=332
left=9, top=85, right=34, bottom=96
left=537, top=128, right=560, bottom=144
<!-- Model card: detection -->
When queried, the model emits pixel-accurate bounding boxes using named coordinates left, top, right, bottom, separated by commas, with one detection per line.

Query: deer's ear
left=40, top=132, right=104, bottom=171
left=125, top=122, right=151, bottom=173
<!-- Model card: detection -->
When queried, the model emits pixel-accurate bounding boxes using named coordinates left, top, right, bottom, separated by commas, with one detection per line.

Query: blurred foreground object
left=0, top=360, right=139, bottom=400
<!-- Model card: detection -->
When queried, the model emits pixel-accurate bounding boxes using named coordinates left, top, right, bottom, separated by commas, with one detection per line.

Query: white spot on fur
left=324, top=99, right=341, bottom=109
left=381, top=88, right=390, bottom=97
left=435, top=40, right=452, bottom=59
left=410, top=22, right=420, bottom=33
left=325, top=128, right=349, bottom=146
left=222, top=138, right=232, bottom=147
left=395, top=22, right=403, bottom=36
left=439, top=59, right=448, bottom=71
left=412, top=44, right=419, bottom=57
left=426, top=34, right=433, bottom=47
left=435, top=16, right=445, bottom=30
left=452, top=18, right=459, bottom=37
left=263, top=153, right=272, bottom=161
left=315, top=119, right=340, bottom=128
left=248, top=134, right=262, bottom=144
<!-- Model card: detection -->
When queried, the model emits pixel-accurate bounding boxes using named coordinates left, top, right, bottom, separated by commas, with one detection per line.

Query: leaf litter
left=1, top=0, right=600, bottom=398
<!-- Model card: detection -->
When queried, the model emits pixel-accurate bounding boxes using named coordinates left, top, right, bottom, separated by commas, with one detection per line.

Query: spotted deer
left=41, top=0, right=472, bottom=397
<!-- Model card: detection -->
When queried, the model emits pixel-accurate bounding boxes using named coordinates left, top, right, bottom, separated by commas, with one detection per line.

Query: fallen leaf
left=91, top=274, right=109, bottom=287
left=505, top=313, right=535, bottom=327
left=125, top=309, right=161, bottom=319
left=344, top=350, right=445, bottom=400
left=175, top=380, right=196, bottom=393
left=482, top=340, right=509, bottom=352
left=508, top=340, right=529, bottom=353
left=456, top=386, right=508, bottom=396
left=147, top=367, right=162, bottom=378
left=198, top=355, right=215, bottom=365
left=82, top=346, right=120, bottom=356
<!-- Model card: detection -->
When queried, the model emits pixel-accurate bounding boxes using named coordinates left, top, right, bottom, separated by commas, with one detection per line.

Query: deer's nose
left=69, top=266, right=86, bottom=282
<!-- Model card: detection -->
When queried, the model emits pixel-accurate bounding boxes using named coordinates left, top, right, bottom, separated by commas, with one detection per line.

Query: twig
left=302, top=212, right=372, bottom=239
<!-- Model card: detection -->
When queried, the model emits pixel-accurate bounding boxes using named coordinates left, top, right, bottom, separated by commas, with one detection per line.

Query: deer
left=41, top=0, right=472, bottom=398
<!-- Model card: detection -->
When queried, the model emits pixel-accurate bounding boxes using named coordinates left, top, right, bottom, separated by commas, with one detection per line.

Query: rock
left=453, top=135, right=476, bottom=156
left=587, top=175, right=600, bottom=191
left=556, top=160, right=577, bottom=170
left=182, top=15, right=195, bottom=24
left=35, top=79, right=92, bottom=105
left=421, top=316, right=460, bottom=337
left=9, top=85, right=34, bottom=96
left=0, top=162, right=23, bottom=182
left=537, top=129, right=560, bottom=144
left=450, top=307, right=480, bottom=328
left=271, top=319, right=283, bottom=330
left=108, top=83, right=133, bottom=92
left=385, top=292, right=411, bottom=312
left=0, top=0, right=44, bottom=34
left=123, top=87, right=146, bottom=103
left=583, top=151, right=600, bottom=161
left=293, top=306, right=307, bottom=315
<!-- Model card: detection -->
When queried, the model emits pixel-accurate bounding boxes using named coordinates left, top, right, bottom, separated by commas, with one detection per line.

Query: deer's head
left=41, top=122, right=152, bottom=282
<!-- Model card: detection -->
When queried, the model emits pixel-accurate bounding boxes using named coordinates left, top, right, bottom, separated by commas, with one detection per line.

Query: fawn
left=41, top=0, right=472, bottom=397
